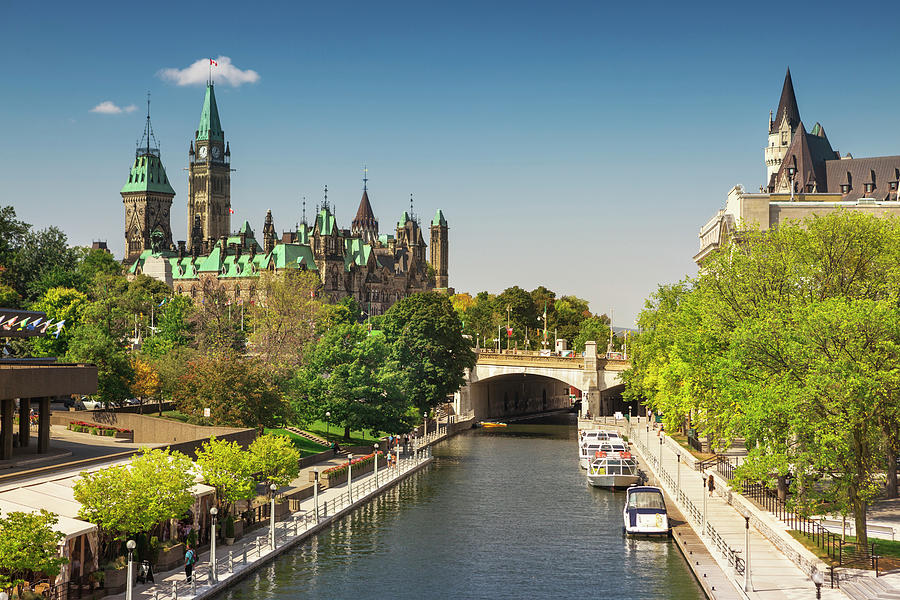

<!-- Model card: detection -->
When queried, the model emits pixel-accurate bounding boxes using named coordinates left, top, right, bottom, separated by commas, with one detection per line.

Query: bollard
left=172, top=581, right=177, bottom=600
left=191, top=575, right=196, bottom=596
left=324, top=500, right=328, bottom=516
left=243, top=546, right=248, bottom=564
left=229, top=550, right=234, bottom=573
left=294, top=518, right=299, bottom=536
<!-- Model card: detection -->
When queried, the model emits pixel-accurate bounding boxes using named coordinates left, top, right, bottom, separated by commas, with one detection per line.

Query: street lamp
left=325, top=411, right=331, bottom=439
left=423, top=412, right=428, bottom=439
left=812, top=570, right=824, bottom=599
left=658, top=436, right=663, bottom=468
left=347, top=453, right=354, bottom=501
left=676, top=453, right=681, bottom=493
left=126, top=540, right=136, bottom=600
left=788, top=165, right=797, bottom=201
left=702, top=472, right=708, bottom=533
left=269, top=483, right=277, bottom=549
left=744, top=515, right=751, bottom=592
left=209, top=507, right=218, bottom=583
left=373, top=443, right=379, bottom=487
left=313, top=469, right=320, bottom=521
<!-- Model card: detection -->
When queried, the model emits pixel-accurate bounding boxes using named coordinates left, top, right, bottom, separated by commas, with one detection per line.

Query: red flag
left=506, top=327, right=513, bottom=337
left=210, top=58, right=218, bottom=66
left=229, top=208, right=234, bottom=214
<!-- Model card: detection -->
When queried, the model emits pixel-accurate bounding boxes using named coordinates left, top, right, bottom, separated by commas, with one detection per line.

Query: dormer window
left=841, top=184, right=850, bottom=194
left=806, top=184, right=814, bottom=193
left=865, top=183, right=874, bottom=194
left=891, top=181, right=898, bottom=191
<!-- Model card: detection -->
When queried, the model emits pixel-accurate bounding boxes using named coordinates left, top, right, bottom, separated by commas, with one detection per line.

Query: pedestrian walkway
left=627, top=421, right=846, bottom=600
left=105, top=426, right=449, bottom=600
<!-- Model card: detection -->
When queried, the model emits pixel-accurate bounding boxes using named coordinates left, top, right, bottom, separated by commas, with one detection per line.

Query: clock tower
left=188, top=83, right=231, bottom=250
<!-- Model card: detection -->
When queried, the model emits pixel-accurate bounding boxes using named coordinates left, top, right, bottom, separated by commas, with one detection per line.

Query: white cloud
left=90, top=101, right=137, bottom=114
left=157, top=56, right=260, bottom=87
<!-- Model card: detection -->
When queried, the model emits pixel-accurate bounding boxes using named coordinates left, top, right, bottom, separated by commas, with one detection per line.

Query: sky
left=2, top=0, right=900, bottom=326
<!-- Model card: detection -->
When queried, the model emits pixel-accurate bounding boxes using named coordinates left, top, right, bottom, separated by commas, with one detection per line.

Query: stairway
left=842, top=577, right=900, bottom=600
left=284, top=427, right=329, bottom=447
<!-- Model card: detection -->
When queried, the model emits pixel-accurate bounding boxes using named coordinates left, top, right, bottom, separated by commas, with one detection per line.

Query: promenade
left=622, top=419, right=846, bottom=599
left=104, top=426, right=448, bottom=600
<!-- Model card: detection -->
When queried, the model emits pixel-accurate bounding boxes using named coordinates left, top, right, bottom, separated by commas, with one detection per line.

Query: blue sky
left=2, top=0, right=899, bottom=325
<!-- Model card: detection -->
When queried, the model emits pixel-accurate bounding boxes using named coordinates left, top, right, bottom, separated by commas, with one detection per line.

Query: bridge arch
left=463, top=371, right=578, bottom=420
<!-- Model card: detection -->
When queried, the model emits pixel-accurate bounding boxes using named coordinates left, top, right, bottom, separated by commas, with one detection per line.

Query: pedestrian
left=331, top=441, right=338, bottom=456
left=184, top=545, right=196, bottom=583
left=707, top=474, right=715, bottom=497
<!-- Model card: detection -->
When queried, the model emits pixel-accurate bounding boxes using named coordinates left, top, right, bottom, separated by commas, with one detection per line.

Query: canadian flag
left=229, top=208, right=234, bottom=214
left=210, top=58, right=218, bottom=66
left=506, top=327, right=513, bottom=337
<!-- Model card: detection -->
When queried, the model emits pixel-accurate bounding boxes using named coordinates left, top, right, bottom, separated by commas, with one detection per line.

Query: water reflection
left=222, top=414, right=705, bottom=600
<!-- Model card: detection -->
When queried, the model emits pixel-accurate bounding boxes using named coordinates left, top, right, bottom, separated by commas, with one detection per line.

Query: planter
left=321, top=457, right=377, bottom=488
left=103, top=566, right=128, bottom=594
left=156, top=542, right=185, bottom=572
left=115, top=431, right=134, bottom=440
left=225, top=537, right=235, bottom=545
left=233, top=519, right=244, bottom=539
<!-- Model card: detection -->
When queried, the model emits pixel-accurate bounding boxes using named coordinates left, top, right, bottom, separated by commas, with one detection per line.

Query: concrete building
left=125, top=83, right=451, bottom=311
left=695, top=68, right=900, bottom=263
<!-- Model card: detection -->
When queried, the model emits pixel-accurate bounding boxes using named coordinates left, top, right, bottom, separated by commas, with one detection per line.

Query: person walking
left=184, top=545, right=196, bottom=583
left=707, top=474, right=715, bottom=497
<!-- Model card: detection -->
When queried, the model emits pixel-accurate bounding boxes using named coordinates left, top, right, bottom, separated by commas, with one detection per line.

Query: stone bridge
left=454, top=341, right=631, bottom=420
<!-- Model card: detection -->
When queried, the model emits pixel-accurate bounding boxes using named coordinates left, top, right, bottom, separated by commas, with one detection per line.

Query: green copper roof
left=344, top=238, right=372, bottom=271
left=316, top=208, right=337, bottom=236
left=121, top=153, right=175, bottom=195
left=398, top=211, right=409, bottom=227
left=197, top=84, right=224, bottom=142
left=297, top=223, right=310, bottom=245
left=378, top=234, right=393, bottom=246
left=269, top=242, right=317, bottom=271
left=432, top=209, right=447, bottom=227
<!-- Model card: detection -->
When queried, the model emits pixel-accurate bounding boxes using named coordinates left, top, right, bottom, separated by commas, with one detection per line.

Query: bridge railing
left=474, top=351, right=586, bottom=369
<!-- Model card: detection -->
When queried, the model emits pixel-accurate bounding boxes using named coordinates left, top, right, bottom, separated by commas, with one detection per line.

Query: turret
left=263, top=209, right=276, bottom=254
left=429, top=209, right=449, bottom=288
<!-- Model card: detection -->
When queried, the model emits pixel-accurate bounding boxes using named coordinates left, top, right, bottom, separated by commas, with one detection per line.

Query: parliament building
left=123, top=84, right=450, bottom=314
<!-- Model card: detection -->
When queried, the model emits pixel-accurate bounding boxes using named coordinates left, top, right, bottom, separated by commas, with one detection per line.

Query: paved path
left=104, top=427, right=449, bottom=600
left=627, top=425, right=847, bottom=600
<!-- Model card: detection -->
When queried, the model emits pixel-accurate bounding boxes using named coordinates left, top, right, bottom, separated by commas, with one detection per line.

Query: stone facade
left=696, top=68, right=900, bottom=264
left=125, top=85, right=449, bottom=312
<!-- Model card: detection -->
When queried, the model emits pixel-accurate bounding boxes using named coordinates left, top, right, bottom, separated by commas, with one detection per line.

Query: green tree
left=12, top=226, right=80, bottom=303
left=66, top=322, right=134, bottom=404
left=191, top=280, right=245, bottom=354
left=382, top=292, right=476, bottom=414
left=196, top=437, right=256, bottom=515
left=75, top=247, right=122, bottom=283
left=296, top=323, right=409, bottom=438
left=74, top=449, right=194, bottom=561
left=554, top=295, right=591, bottom=345
left=248, top=271, right=322, bottom=370
left=0, top=510, right=67, bottom=593
left=248, top=434, right=301, bottom=489
left=496, top=286, right=538, bottom=347
left=572, top=315, right=610, bottom=353
left=29, top=287, right=87, bottom=357
left=141, top=296, right=194, bottom=359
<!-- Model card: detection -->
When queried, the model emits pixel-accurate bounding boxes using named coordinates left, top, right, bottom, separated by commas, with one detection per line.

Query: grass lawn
left=264, top=428, right=329, bottom=456
left=160, top=410, right=190, bottom=423
left=790, top=531, right=900, bottom=570
left=667, top=432, right=715, bottom=462
left=304, top=420, right=382, bottom=446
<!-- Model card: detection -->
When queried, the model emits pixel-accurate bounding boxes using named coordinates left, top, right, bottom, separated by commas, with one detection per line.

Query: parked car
left=122, top=398, right=141, bottom=406
left=77, top=397, right=104, bottom=410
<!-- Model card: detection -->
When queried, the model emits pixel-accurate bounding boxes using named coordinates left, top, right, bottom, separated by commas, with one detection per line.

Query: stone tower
left=262, top=209, right=276, bottom=254
left=429, top=209, right=448, bottom=288
left=121, top=101, right=175, bottom=261
left=188, top=83, right=231, bottom=251
left=765, top=68, right=802, bottom=184
left=352, top=188, right=379, bottom=245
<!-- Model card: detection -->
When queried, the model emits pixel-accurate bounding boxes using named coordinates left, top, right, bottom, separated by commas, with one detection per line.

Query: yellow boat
left=479, top=421, right=508, bottom=428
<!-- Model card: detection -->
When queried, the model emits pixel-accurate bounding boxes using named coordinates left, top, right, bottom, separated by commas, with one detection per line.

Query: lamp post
left=788, top=165, right=796, bottom=201
left=812, top=570, right=824, bottom=599
left=676, top=453, right=681, bottom=493
left=269, top=483, right=277, bottom=549
left=313, top=469, right=320, bottom=521
left=374, top=443, right=379, bottom=487
left=126, top=540, right=136, bottom=600
left=396, top=442, right=401, bottom=472
left=423, top=412, right=428, bottom=439
left=347, top=453, right=354, bottom=501
left=209, top=507, right=218, bottom=583
left=744, top=515, right=751, bottom=592
left=325, top=411, right=331, bottom=439
left=646, top=425, right=650, bottom=448
left=702, top=472, right=708, bottom=533
left=658, top=436, right=663, bottom=469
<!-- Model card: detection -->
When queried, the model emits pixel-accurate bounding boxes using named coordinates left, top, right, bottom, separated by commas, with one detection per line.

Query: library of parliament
left=121, top=83, right=450, bottom=314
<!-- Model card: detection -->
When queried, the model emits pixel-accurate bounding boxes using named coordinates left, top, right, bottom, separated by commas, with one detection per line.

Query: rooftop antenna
left=363, top=165, right=368, bottom=192
left=137, top=91, right=160, bottom=158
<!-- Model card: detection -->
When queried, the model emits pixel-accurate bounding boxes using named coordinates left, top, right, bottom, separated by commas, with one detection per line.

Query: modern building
left=125, top=84, right=451, bottom=311
left=695, top=68, right=900, bottom=263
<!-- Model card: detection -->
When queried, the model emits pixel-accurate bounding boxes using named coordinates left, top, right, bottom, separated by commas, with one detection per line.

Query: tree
left=248, top=434, right=301, bottom=490
left=554, top=295, right=591, bottom=345
left=172, top=352, right=289, bottom=428
left=12, top=226, right=80, bottom=303
left=75, top=247, right=122, bottom=283
left=29, top=287, right=87, bottom=357
left=295, top=323, right=409, bottom=438
left=66, top=322, right=134, bottom=404
left=141, top=296, right=194, bottom=359
left=195, top=437, right=256, bottom=515
left=572, top=315, right=610, bottom=353
left=74, top=449, right=194, bottom=562
left=496, top=286, right=538, bottom=347
left=191, top=280, right=245, bottom=354
left=0, top=510, right=67, bottom=593
left=248, top=271, right=322, bottom=370
left=131, top=356, right=161, bottom=414
left=382, top=292, right=476, bottom=414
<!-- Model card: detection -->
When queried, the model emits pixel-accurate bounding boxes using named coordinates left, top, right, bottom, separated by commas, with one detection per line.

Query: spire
left=322, top=185, right=329, bottom=212
left=363, top=165, right=368, bottom=192
left=197, top=83, right=224, bottom=142
left=137, top=91, right=160, bottom=158
left=773, top=67, right=801, bottom=132
left=302, top=196, right=307, bottom=225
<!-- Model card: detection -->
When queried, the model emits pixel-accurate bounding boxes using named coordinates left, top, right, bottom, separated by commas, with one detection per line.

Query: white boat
left=586, top=451, right=640, bottom=488
left=579, top=441, right=603, bottom=469
left=579, top=429, right=620, bottom=443
left=623, top=486, right=669, bottom=536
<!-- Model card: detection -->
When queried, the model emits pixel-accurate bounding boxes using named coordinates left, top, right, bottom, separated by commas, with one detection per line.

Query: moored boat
left=479, top=421, right=508, bottom=428
left=586, top=451, right=640, bottom=488
left=623, top=486, right=669, bottom=536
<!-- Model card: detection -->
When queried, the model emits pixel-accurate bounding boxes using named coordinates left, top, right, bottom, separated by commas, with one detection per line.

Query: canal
left=223, top=415, right=705, bottom=599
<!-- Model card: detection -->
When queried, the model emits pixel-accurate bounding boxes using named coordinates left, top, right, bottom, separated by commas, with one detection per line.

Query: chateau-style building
left=124, top=83, right=450, bottom=313
left=695, top=68, right=900, bottom=263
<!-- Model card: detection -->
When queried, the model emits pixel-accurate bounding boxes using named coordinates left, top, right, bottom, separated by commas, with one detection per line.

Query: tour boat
left=597, top=439, right=628, bottom=454
left=579, top=441, right=604, bottom=469
left=479, top=421, right=508, bottom=428
left=586, top=451, right=640, bottom=488
left=623, top=486, right=669, bottom=536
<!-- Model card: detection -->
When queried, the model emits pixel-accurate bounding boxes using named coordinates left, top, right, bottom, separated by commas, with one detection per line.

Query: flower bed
left=321, top=452, right=382, bottom=487
left=68, top=420, right=133, bottom=438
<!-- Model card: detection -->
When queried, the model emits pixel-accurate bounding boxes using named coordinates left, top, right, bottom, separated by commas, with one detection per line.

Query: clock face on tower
left=211, top=146, right=221, bottom=159
left=198, top=146, right=208, bottom=159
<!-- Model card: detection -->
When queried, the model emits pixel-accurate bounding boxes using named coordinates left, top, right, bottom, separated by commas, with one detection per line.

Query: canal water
left=222, top=415, right=705, bottom=599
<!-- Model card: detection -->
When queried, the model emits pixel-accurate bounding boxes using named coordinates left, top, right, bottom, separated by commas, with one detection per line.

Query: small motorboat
left=579, top=441, right=604, bottom=469
left=623, top=486, right=669, bottom=536
left=479, top=421, right=508, bottom=428
left=587, top=451, right=641, bottom=488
